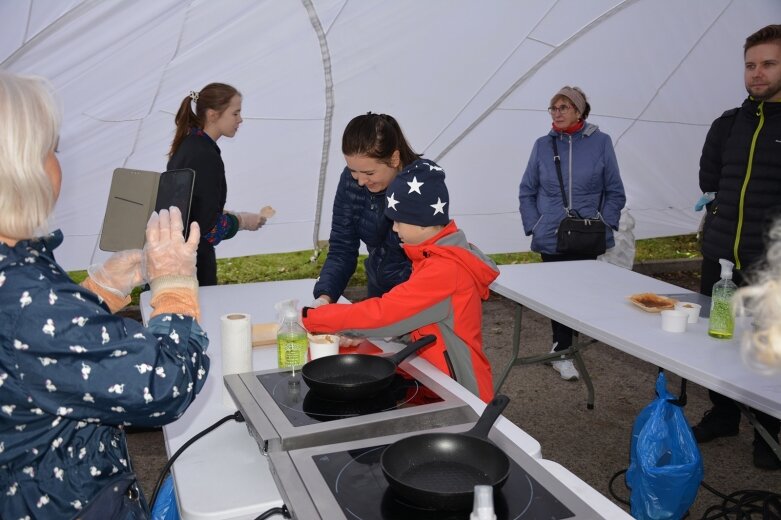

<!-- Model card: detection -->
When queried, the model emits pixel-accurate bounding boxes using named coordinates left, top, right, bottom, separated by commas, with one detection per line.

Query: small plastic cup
left=308, top=334, right=340, bottom=360
left=661, top=310, right=687, bottom=333
left=674, top=302, right=701, bottom=324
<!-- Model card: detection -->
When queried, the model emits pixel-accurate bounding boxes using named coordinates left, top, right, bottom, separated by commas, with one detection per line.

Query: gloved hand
left=233, top=206, right=275, bottom=231
left=339, top=336, right=365, bottom=348
left=309, top=296, right=331, bottom=308
left=143, top=206, right=200, bottom=281
left=87, top=249, right=144, bottom=298
left=694, top=192, right=715, bottom=212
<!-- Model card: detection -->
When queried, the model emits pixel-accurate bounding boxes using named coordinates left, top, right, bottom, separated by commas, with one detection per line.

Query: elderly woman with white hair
left=0, top=71, right=209, bottom=519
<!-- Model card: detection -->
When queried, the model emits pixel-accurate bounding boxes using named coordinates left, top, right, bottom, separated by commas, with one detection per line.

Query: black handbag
left=551, top=135, right=607, bottom=256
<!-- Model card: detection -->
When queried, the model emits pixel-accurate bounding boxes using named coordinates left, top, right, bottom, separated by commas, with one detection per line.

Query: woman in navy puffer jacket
left=519, top=86, right=626, bottom=381
left=313, top=113, right=419, bottom=307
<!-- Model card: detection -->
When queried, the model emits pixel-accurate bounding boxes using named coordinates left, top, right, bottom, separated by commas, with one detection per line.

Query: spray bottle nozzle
left=718, top=259, right=734, bottom=280
left=274, top=299, right=300, bottom=321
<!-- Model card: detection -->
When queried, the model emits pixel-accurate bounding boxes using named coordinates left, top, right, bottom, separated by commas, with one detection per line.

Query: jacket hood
left=403, top=221, right=499, bottom=298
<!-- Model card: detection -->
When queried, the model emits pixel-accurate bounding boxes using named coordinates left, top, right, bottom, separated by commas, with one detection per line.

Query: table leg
left=736, top=403, right=781, bottom=463
left=493, top=302, right=597, bottom=409
left=571, top=348, right=595, bottom=410
left=494, top=304, right=523, bottom=393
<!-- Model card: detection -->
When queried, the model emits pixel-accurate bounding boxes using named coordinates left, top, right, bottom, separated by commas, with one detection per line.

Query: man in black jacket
left=695, top=24, right=781, bottom=470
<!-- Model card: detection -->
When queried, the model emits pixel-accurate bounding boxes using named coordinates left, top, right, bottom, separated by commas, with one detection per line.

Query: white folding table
left=491, top=261, right=781, bottom=457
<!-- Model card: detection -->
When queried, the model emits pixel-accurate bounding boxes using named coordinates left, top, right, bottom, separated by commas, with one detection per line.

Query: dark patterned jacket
left=0, top=231, right=209, bottom=519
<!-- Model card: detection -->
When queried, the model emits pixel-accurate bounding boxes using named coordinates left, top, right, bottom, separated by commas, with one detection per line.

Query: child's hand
left=339, top=336, right=364, bottom=348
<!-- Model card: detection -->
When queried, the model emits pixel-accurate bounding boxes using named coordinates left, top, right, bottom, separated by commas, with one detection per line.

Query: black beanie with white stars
left=384, top=158, right=449, bottom=227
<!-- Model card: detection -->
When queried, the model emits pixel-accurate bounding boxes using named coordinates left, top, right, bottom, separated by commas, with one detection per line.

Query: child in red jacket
left=302, top=159, right=499, bottom=401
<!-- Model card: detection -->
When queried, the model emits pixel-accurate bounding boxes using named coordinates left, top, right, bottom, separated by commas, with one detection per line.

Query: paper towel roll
left=220, top=313, right=252, bottom=408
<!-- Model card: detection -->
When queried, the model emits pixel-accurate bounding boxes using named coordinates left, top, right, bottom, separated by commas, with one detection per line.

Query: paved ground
left=127, top=268, right=781, bottom=518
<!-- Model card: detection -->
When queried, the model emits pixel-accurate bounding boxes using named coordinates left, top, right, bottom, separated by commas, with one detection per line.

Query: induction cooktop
left=225, top=360, right=476, bottom=453
left=267, top=422, right=600, bottom=519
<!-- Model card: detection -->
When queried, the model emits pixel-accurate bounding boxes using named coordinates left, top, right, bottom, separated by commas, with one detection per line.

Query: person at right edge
left=519, top=86, right=626, bottom=381
left=693, top=24, right=781, bottom=471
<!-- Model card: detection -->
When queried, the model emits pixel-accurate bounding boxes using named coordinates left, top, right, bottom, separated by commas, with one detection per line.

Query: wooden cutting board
left=252, top=322, right=279, bottom=348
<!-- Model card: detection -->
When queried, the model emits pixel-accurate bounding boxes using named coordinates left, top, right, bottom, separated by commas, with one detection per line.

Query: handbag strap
left=550, top=134, right=605, bottom=219
left=550, top=135, right=571, bottom=214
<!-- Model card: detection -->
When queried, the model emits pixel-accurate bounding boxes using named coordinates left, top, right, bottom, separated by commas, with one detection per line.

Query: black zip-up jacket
left=314, top=167, right=411, bottom=301
left=699, top=98, right=781, bottom=270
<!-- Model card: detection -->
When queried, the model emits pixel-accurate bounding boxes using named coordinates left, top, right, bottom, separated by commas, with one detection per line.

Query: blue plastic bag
left=151, top=475, right=180, bottom=520
left=626, top=372, right=703, bottom=520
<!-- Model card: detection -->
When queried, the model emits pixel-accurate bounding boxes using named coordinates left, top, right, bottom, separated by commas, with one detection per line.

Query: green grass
left=634, top=233, right=700, bottom=261
left=68, top=234, right=700, bottom=306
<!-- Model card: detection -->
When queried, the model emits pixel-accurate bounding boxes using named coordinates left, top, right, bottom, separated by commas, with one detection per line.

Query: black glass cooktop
left=257, top=369, right=444, bottom=428
left=312, top=445, right=575, bottom=519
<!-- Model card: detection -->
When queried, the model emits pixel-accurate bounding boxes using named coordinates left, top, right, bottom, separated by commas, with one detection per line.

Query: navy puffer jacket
left=314, top=167, right=411, bottom=301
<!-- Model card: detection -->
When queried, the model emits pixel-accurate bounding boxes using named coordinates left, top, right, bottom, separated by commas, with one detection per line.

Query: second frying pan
left=380, top=394, right=511, bottom=511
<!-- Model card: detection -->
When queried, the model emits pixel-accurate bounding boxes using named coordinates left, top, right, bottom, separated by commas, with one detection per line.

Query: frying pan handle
left=388, top=334, right=437, bottom=366
left=467, top=394, right=510, bottom=440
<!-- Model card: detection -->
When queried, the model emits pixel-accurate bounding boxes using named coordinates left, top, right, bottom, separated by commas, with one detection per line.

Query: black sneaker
left=753, top=437, right=781, bottom=470
left=692, top=409, right=739, bottom=443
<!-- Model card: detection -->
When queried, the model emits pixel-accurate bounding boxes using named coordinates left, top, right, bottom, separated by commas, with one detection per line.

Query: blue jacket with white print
left=0, top=231, right=209, bottom=519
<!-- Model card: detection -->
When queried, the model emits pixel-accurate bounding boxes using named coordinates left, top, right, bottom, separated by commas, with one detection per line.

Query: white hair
left=0, top=71, right=61, bottom=240
left=734, top=216, right=781, bottom=373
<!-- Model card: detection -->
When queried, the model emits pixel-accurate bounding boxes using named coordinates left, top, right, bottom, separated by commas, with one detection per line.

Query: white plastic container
left=308, top=334, right=340, bottom=360
left=674, top=302, right=701, bottom=324
left=661, top=310, right=687, bottom=333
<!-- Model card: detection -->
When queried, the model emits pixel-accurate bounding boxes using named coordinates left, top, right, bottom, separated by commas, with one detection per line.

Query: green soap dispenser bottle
left=708, top=259, right=737, bottom=339
left=274, top=299, right=309, bottom=372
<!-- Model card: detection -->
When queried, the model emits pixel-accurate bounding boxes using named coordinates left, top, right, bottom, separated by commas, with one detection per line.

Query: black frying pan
left=301, top=335, right=436, bottom=400
left=380, top=394, right=511, bottom=511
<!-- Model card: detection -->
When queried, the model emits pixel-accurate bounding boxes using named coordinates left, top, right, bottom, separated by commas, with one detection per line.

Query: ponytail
left=169, top=94, right=200, bottom=159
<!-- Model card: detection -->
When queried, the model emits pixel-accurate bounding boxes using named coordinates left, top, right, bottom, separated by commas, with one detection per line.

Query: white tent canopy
left=2, top=0, right=778, bottom=271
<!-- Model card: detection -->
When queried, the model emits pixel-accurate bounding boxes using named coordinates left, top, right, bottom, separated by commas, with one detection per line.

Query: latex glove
left=234, top=206, right=275, bottom=231
left=339, top=336, right=364, bottom=348
left=309, top=296, right=331, bottom=308
left=143, top=206, right=200, bottom=281
left=694, top=192, right=715, bottom=211
left=87, top=249, right=144, bottom=298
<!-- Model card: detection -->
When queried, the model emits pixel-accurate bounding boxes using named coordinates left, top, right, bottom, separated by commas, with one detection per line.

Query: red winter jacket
left=303, top=220, right=499, bottom=401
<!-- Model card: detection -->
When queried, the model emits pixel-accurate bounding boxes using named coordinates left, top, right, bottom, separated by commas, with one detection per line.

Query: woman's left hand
left=88, top=249, right=144, bottom=297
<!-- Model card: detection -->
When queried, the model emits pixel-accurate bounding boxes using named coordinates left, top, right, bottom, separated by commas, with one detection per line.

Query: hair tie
left=189, top=91, right=199, bottom=102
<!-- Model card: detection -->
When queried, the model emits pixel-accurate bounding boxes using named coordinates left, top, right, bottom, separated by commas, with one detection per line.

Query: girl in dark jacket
left=312, top=113, right=419, bottom=307
left=167, top=83, right=274, bottom=286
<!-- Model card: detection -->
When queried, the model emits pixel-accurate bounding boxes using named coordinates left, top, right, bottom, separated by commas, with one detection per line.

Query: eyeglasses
left=548, top=104, right=574, bottom=115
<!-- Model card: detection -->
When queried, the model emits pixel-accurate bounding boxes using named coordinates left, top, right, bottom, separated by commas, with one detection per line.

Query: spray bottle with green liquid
left=274, top=299, right=309, bottom=373
left=707, top=259, right=737, bottom=339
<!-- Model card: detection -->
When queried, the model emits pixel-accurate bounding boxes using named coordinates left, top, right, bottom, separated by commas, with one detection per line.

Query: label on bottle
left=707, top=297, right=734, bottom=339
left=277, top=332, right=309, bottom=369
